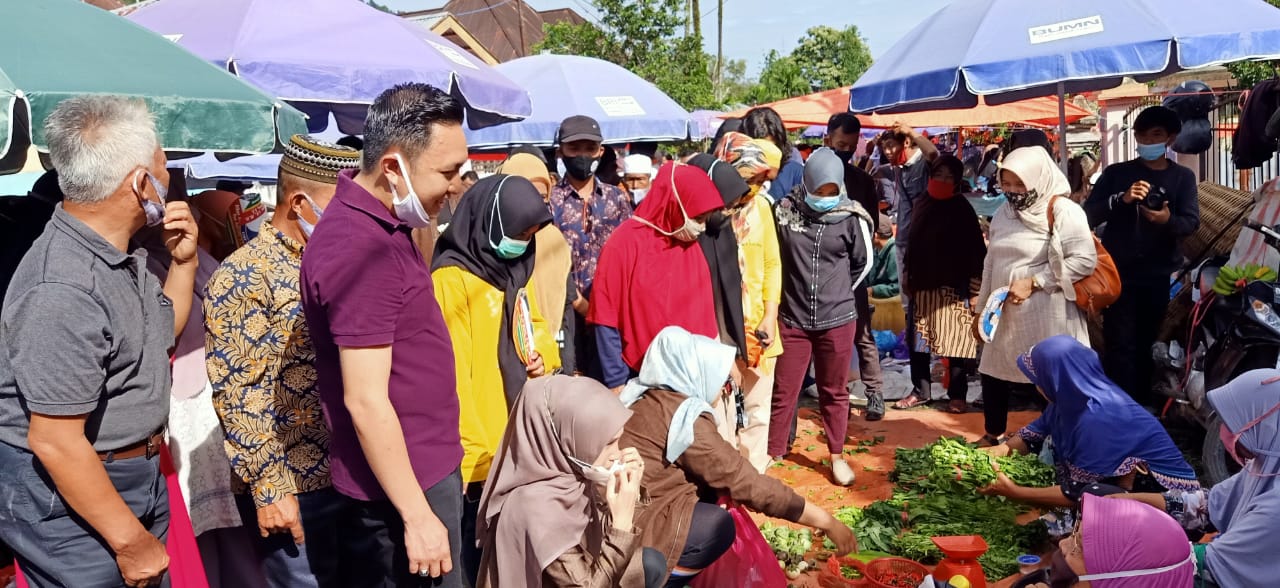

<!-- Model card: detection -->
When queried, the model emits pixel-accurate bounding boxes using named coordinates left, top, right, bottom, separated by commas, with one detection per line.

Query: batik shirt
left=547, top=178, right=632, bottom=297
left=205, top=224, right=329, bottom=507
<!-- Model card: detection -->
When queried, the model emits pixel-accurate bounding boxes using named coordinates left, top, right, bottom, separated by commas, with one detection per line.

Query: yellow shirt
left=739, top=195, right=783, bottom=362
left=433, top=266, right=561, bottom=485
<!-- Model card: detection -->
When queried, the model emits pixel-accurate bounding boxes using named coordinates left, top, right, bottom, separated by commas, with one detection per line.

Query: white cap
left=623, top=154, right=656, bottom=178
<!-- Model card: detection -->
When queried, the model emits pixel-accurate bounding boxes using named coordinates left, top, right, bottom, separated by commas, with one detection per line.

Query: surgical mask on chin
left=134, top=171, right=168, bottom=227
left=631, top=188, right=648, bottom=204
left=486, top=176, right=535, bottom=259
left=1048, top=548, right=1195, bottom=586
left=389, top=153, right=432, bottom=229
left=297, top=194, right=324, bottom=239
left=805, top=193, right=841, bottom=213
left=568, top=456, right=623, bottom=485
left=632, top=169, right=706, bottom=242
left=1137, top=142, right=1168, bottom=162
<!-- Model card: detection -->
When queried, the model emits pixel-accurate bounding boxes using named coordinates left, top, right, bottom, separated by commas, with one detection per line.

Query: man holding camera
left=1084, top=105, right=1200, bottom=406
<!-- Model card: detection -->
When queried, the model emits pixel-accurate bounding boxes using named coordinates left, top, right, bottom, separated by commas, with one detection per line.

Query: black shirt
left=0, top=193, right=58, bottom=314
left=1083, top=159, right=1200, bottom=279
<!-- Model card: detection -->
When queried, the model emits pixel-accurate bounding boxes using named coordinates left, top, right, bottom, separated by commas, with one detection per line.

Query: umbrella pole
left=1058, top=81, right=1069, bottom=172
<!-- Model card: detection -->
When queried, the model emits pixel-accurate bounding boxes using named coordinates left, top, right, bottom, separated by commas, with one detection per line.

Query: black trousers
left=981, top=374, right=1039, bottom=437
left=854, top=288, right=883, bottom=396
left=644, top=502, right=736, bottom=588
left=343, top=469, right=464, bottom=588
left=1102, top=276, right=1168, bottom=406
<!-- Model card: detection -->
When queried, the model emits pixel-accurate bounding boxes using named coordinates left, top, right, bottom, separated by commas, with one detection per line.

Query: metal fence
left=1117, top=91, right=1280, bottom=191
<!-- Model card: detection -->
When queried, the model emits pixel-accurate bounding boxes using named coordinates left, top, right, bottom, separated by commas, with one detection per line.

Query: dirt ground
left=758, top=403, right=1040, bottom=588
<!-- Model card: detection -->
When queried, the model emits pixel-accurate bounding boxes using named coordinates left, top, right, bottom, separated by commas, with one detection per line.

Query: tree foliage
left=748, top=25, right=873, bottom=104
left=1226, top=0, right=1280, bottom=88
left=537, top=0, right=716, bottom=110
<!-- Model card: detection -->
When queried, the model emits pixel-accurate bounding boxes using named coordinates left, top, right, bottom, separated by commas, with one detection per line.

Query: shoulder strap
left=1047, top=195, right=1061, bottom=236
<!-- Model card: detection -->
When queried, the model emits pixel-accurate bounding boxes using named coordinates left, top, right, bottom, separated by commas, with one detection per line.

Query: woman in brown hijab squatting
left=475, top=375, right=666, bottom=588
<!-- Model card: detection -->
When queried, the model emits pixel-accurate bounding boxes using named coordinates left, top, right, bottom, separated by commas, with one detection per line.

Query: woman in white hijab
left=976, top=146, right=1097, bottom=446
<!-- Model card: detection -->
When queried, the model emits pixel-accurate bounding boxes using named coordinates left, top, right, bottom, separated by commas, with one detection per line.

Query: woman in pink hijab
left=1018, top=493, right=1193, bottom=587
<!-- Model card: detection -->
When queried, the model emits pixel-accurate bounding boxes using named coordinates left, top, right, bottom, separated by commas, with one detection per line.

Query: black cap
left=558, top=115, right=603, bottom=145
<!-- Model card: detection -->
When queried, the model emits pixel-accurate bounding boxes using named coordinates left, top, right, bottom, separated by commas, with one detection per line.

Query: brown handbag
left=1047, top=195, right=1122, bottom=315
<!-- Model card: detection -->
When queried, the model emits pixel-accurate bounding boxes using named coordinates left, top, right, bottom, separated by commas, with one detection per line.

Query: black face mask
left=562, top=155, right=598, bottom=182
left=833, top=149, right=856, bottom=164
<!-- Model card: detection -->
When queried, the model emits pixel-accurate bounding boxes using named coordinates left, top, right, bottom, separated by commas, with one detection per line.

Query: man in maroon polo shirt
left=301, top=83, right=468, bottom=586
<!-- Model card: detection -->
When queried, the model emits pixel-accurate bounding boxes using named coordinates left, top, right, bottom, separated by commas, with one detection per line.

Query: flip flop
left=946, top=399, right=968, bottom=414
left=893, top=394, right=927, bottom=410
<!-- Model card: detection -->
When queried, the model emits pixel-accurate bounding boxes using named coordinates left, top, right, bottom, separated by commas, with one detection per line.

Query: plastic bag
left=689, top=500, right=788, bottom=588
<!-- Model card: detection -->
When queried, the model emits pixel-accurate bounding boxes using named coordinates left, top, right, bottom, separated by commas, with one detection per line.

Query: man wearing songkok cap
left=205, top=134, right=359, bottom=587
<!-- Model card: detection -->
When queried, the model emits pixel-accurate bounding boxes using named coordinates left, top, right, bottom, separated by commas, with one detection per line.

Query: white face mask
left=389, top=153, right=432, bottom=229
left=568, top=456, right=623, bottom=485
left=297, top=193, right=324, bottom=239
left=631, top=188, right=648, bottom=204
left=633, top=167, right=705, bottom=242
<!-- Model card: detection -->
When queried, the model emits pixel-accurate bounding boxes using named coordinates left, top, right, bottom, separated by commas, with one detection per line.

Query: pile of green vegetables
left=816, top=437, right=1055, bottom=581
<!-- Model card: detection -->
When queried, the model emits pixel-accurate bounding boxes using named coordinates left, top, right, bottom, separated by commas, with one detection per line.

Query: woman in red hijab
left=590, top=163, right=726, bottom=390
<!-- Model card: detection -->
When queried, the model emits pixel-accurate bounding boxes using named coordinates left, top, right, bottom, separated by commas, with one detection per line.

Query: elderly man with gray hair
left=0, top=96, right=198, bottom=587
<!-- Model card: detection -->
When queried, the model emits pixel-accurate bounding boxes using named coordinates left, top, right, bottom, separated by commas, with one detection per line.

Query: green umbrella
left=0, top=0, right=307, bottom=172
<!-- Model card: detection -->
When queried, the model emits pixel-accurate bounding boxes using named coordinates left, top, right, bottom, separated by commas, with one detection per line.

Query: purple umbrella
left=128, top=0, right=531, bottom=133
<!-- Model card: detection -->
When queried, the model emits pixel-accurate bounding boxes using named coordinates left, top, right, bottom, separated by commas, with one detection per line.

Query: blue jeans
left=235, top=487, right=346, bottom=588
left=0, top=441, right=169, bottom=588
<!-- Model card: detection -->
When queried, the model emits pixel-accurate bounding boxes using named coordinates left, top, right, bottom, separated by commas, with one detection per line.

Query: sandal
left=976, top=434, right=1002, bottom=448
left=946, top=399, right=968, bottom=414
left=893, top=393, right=927, bottom=410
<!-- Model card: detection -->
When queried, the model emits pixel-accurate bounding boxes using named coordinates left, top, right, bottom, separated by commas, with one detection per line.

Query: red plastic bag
left=689, top=500, right=789, bottom=588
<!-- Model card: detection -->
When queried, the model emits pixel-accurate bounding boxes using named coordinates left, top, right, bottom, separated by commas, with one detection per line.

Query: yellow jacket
left=433, top=266, right=561, bottom=485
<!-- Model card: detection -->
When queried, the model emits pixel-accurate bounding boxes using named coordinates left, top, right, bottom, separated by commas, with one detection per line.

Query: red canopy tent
left=725, top=86, right=1092, bottom=129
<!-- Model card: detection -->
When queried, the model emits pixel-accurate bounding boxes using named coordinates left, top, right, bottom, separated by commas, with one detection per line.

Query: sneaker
left=865, top=393, right=885, bottom=421
left=803, top=384, right=819, bottom=399
left=831, top=457, right=856, bottom=487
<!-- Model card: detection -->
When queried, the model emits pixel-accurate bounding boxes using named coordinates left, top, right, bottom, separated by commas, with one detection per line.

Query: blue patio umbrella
left=849, top=0, right=1280, bottom=162
left=852, top=0, right=1280, bottom=113
left=465, top=55, right=692, bottom=149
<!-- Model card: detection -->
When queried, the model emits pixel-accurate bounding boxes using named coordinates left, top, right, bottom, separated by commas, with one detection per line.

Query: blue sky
left=381, top=0, right=951, bottom=75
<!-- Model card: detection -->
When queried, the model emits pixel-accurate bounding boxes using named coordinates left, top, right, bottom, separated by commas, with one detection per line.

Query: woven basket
left=1181, top=182, right=1256, bottom=265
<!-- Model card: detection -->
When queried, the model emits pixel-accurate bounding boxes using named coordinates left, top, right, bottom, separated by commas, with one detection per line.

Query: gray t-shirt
left=0, top=206, right=173, bottom=451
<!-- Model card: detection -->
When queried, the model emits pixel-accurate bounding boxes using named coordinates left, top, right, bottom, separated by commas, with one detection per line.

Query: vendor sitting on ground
left=1017, top=493, right=1194, bottom=588
left=868, top=214, right=898, bottom=300
left=1118, top=368, right=1280, bottom=588
left=980, top=335, right=1200, bottom=508
left=620, top=326, right=858, bottom=587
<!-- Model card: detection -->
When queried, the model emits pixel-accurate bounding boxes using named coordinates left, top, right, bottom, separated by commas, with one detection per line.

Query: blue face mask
left=494, top=236, right=530, bottom=259
left=489, top=177, right=534, bottom=260
left=1137, top=142, right=1168, bottom=161
left=805, top=193, right=841, bottom=213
